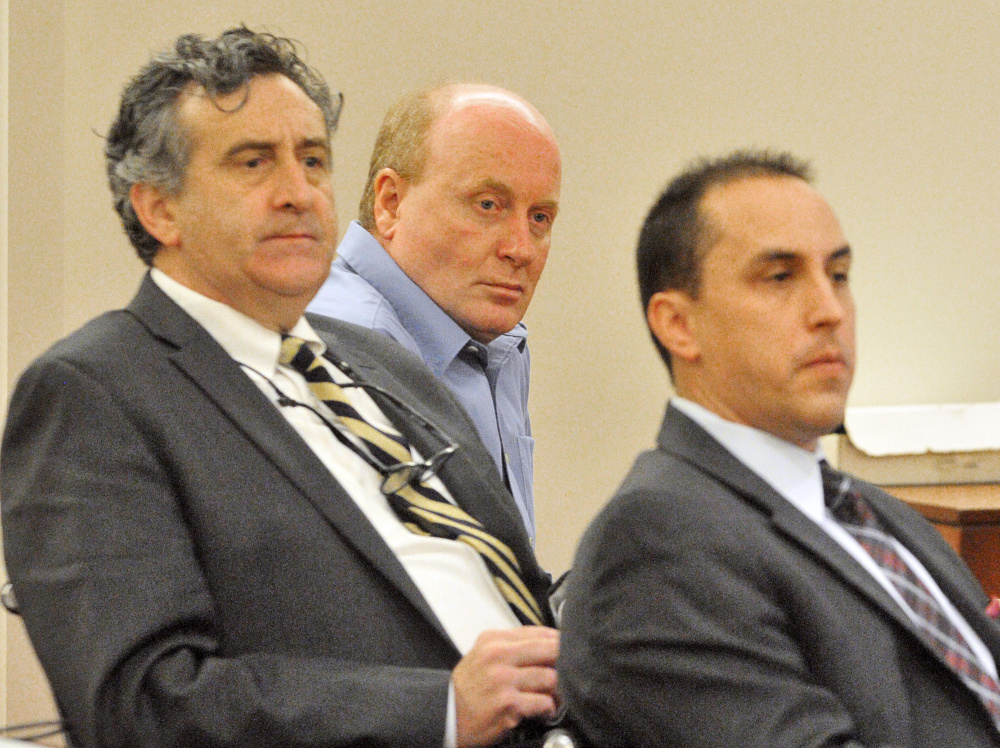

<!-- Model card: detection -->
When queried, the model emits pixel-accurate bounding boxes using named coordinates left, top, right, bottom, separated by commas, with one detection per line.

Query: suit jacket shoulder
left=1, top=277, right=543, bottom=748
left=558, top=404, right=1000, bottom=748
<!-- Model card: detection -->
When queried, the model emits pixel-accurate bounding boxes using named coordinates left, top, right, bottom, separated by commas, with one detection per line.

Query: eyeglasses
left=337, top=380, right=459, bottom=496
left=240, top=363, right=459, bottom=497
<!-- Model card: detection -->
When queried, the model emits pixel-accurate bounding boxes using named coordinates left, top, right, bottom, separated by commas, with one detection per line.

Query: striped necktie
left=821, top=461, right=1000, bottom=732
left=279, top=335, right=544, bottom=626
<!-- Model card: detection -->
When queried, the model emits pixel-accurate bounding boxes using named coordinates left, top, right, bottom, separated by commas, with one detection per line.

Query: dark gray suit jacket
left=559, top=405, right=1000, bottom=748
left=1, top=275, right=551, bottom=748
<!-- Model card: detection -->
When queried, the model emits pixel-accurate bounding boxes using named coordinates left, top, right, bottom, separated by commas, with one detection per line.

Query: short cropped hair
left=636, top=149, right=812, bottom=370
left=357, top=87, right=444, bottom=231
left=106, top=27, right=342, bottom=265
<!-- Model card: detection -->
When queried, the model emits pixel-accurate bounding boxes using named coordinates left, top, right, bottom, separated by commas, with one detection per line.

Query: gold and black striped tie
left=279, top=336, right=544, bottom=626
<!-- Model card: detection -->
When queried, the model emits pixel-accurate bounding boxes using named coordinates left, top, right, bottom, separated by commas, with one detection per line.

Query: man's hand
left=452, top=626, right=560, bottom=747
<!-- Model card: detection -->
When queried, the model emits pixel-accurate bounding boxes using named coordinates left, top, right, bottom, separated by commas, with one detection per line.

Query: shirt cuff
left=445, top=678, right=457, bottom=748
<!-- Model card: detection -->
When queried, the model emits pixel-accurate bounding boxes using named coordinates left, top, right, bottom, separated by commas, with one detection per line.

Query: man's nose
left=272, top=158, right=317, bottom=211
left=807, top=275, right=849, bottom=327
left=498, top=216, right=540, bottom=266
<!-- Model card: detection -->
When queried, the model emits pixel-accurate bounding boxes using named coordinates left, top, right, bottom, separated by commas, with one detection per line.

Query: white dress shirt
left=151, top=269, right=520, bottom=747
left=672, top=396, right=997, bottom=679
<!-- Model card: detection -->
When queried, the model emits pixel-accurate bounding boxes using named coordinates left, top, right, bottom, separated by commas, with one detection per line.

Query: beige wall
left=5, top=0, right=1000, bottom=729
left=1, top=0, right=8, bottom=728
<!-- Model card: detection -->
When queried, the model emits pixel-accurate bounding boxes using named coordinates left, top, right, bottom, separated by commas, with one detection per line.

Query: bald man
left=308, top=84, right=561, bottom=544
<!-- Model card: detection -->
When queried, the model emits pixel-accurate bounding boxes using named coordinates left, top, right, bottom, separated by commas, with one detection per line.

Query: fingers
left=513, top=664, right=559, bottom=695
left=474, top=626, right=559, bottom=667
left=453, top=627, right=560, bottom=748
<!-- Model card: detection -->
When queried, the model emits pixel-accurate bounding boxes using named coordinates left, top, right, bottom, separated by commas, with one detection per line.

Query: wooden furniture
left=887, top=483, right=1000, bottom=598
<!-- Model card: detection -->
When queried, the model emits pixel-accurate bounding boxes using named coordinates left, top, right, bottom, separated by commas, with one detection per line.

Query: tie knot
left=820, top=460, right=873, bottom=529
left=279, top=335, right=314, bottom=374
left=820, top=460, right=853, bottom=516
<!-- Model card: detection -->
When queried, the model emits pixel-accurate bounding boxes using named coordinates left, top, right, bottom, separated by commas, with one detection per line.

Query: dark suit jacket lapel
left=125, top=275, right=453, bottom=643
left=657, top=405, right=918, bottom=636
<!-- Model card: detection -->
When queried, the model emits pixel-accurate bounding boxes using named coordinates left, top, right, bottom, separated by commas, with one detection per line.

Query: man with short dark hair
left=1, top=28, right=559, bottom=748
left=307, top=83, right=561, bottom=544
left=558, top=150, right=1000, bottom=747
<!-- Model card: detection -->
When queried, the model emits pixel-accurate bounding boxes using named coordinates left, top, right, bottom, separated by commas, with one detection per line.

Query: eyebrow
left=535, top=198, right=560, bottom=215
left=755, top=245, right=852, bottom=263
left=223, top=137, right=331, bottom=160
left=471, top=178, right=513, bottom=199
left=470, top=178, right=560, bottom=213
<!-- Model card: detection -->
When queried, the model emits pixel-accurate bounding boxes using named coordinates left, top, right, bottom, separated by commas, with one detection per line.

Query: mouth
left=265, top=230, right=317, bottom=241
left=802, top=348, right=849, bottom=375
left=260, top=228, right=324, bottom=251
left=482, top=280, right=525, bottom=293
left=480, top=282, right=527, bottom=306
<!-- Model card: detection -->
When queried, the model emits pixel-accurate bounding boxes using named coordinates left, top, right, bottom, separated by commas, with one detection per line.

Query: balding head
left=361, top=83, right=561, bottom=343
left=358, top=83, right=556, bottom=230
left=444, top=84, right=553, bottom=133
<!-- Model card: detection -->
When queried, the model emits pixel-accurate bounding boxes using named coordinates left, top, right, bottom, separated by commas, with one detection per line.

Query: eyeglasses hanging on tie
left=238, top=360, right=459, bottom=498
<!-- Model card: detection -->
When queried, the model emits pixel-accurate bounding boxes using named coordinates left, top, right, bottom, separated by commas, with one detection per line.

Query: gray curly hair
left=105, top=27, right=342, bottom=265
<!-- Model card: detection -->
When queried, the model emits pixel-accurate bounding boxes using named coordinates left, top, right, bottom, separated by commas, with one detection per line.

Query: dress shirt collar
left=671, top=396, right=827, bottom=523
left=338, top=221, right=528, bottom=377
left=149, top=267, right=325, bottom=377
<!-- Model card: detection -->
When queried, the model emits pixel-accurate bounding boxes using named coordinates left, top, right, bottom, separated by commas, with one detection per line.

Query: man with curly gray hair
left=105, top=26, right=342, bottom=267
left=2, top=27, right=559, bottom=748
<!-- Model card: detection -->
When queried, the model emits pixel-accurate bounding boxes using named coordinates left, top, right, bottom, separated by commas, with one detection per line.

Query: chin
left=260, top=266, right=329, bottom=298
left=804, top=411, right=848, bottom=443
left=461, top=314, right=521, bottom=343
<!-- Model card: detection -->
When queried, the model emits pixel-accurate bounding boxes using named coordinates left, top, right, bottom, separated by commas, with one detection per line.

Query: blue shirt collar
left=338, top=221, right=528, bottom=376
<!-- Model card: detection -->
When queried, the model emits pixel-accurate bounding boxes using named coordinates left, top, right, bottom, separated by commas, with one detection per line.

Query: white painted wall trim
left=1, top=0, right=11, bottom=728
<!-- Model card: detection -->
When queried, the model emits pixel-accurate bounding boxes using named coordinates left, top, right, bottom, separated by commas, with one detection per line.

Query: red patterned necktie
left=279, top=335, right=544, bottom=626
left=821, top=461, right=1000, bottom=731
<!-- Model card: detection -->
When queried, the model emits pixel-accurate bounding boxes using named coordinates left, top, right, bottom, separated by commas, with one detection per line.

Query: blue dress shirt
left=307, top=221, right=536, bottom=542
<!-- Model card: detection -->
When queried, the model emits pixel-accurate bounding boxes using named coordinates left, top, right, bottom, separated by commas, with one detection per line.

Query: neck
left=672, top=384, right=822, bottom=453
left=152, top=260, right=307, bottom=333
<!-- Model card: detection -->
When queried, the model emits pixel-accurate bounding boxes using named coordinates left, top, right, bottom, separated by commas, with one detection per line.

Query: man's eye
left=479, top=199, right=498, bottom=211
left=304, top=156, right=328, bottom=169
left=532, top=212, right=551, bottom=225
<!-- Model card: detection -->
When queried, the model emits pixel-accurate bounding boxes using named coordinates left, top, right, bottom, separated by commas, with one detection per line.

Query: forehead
left=421, top=101, right=561, bottom=190
left=700, top=175, right=845, bottom=263
left=175, top=73, right=328, bottom=149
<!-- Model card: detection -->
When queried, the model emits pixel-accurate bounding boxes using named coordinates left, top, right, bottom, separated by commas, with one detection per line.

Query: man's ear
left=130, top=183, right=181, bottom=248
left=372, top=168, right=406, bottom=242
left=647, top=289, right=701, bottom=365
